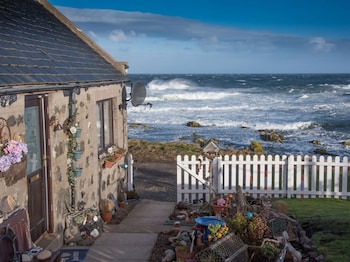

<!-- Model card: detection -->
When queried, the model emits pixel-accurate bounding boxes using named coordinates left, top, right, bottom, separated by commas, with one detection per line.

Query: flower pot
left=211, top=204, right=228, bottom=216
left=104, top=158, right=117, bottom=168
left=0, top=157, right=27, bottom=187
left=73, top=128, right=82, bottom=138
left=101, top=212, right=113, bottom=223
left=104, top=154, right=122, bottom=168
left=118, top=202, right=125, bottom=208
left=73, top=168, right=83, bottom=177
left=73, top=150, right=83, bottom=160
left=175, top=246, right=194, bottom=261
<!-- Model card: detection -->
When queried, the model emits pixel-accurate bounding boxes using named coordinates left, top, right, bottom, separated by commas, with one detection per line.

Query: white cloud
left=109, top=29, right=128, bottom=42
left=309, top=37, right=334, bottom=52
left=56, top=6, right=350, bottom=73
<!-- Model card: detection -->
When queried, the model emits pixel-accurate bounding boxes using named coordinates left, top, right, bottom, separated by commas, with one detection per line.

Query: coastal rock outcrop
left=186, top=121, right=201, bottom=127
left=259, top=129, right=284, bottom=142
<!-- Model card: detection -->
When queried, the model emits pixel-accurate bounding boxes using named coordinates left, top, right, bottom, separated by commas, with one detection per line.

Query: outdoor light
left=118, top=163, right=128, bottom=169
left=54, top=120, right=63, bottom=131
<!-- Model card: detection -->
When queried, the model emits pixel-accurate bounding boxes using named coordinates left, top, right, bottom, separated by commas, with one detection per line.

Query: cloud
left=309, top=37, right=334, bottom=52
left=57, top=6, right=307, bottom=52
left=56, top=6, right=350, bottom=73
left=109, top=29, right=128, bottom=42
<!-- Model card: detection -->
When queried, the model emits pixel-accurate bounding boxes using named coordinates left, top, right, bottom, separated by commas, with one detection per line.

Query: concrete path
left=85, top=199, right=176, bottom=262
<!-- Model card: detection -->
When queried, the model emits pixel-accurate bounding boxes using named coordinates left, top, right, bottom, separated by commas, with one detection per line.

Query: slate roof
left=0, top=0, right=127, bottom=90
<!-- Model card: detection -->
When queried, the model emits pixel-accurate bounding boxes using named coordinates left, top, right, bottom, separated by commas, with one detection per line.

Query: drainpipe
left=68, top=89, right=76, bottom=210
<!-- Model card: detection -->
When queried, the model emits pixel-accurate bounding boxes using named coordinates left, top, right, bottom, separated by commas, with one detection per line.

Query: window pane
left=103, top=100, right=112, bottom=146
left=96, top=102, right=102, bottom=151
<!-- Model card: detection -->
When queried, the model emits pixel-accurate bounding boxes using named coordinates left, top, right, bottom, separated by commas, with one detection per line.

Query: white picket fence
left=176, top=154, right=350, bottom=203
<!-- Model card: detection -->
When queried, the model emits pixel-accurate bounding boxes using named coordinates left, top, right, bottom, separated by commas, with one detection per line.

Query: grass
left=128, top=138, right=251, bottom=163
left=272, top=198, right=350, bottom=262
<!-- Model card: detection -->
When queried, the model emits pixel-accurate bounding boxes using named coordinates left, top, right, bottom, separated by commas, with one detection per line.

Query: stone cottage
left=0, top=0, right=131, bottom=250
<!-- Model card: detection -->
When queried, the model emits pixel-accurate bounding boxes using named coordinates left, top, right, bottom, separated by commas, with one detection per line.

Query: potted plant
left=99, top=145, right=124, bottom=168
left=175, top=245, right=194, bottom=261
left=99, top=198, right=115, bottom=223
left=117, top=194, right=125, bottom=208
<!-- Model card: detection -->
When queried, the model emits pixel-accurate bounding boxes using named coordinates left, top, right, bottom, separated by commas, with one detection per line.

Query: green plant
left=249, top=141, right=263, bottom=154
left=261, top=242, right=279, bottom=259
left=227, top=212, right=267, bottom=245
left=99, top=198, right=114, bottom=213
left=207, top=223, right=229, bottom=242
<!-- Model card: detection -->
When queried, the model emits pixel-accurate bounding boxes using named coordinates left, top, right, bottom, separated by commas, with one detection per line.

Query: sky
left=49, top=0, right=350, bottom=74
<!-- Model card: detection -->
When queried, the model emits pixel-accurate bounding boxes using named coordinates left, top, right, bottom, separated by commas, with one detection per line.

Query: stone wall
left=0, top=82, right=128, bottom=237
left=0, top=93, right=28, bottom=209
left=48, top=84, right=128, bottom=233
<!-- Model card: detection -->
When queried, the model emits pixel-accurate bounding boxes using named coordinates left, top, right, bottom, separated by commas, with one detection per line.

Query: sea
left=125, top=74, right=350, bottom=157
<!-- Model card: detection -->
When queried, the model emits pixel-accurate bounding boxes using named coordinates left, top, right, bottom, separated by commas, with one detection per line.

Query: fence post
left=286, top=155, right=294, bottom=198
left=342, top=156, right=349, bottom=200
left=212, top=156, right=222, bottom=195
left=127, top=154, right=134, bottom=191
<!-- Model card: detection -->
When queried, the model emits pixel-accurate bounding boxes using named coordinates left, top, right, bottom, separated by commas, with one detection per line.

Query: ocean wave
left=147, top=78, right=197, bottom=91
left=332, top=84, right=350, bottom=90
left=298, top=94, right=309, bottom=99
left=244, top=121, right=316, bottom=131
left=146, top=91, right=239, bottom=101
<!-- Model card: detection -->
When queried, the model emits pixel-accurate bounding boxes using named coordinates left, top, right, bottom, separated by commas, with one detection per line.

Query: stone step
left=35, top=232, right=62, bottom=253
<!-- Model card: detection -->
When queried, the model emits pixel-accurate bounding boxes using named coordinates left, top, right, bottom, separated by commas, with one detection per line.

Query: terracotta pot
left=118, top=202, right=125, bottom=208
left=104, top=159, right=117, bottom=168
left=175, top=246, right=194, bottom=261
left=211, top=204, right=228, bottom=215
left=104, top=154, right=122, bottom=168
left=101, top=212, right=113, bottom=223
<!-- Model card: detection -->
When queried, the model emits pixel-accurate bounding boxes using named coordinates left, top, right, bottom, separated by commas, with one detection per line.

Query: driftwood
left=235, top=185, right=251, bottom=214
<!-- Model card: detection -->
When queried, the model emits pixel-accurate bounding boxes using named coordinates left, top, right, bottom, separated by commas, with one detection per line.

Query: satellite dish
left=131, top=81, right=146, bottom=107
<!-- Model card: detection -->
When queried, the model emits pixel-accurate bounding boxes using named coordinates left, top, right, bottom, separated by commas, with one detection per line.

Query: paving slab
left=85, top=199, right=176, bottom=262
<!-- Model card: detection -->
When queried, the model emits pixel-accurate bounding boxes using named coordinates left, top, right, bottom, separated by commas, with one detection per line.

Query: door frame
left=25, top=94, right=53, bottom=240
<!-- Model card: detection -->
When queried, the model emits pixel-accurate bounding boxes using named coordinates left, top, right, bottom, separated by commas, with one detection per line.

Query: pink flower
left=216, top=198, right=226, bottom=206
left=0, top=140, right=28, bottom=172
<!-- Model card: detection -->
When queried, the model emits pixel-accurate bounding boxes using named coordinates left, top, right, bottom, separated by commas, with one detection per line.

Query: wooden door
left=24, top=95, right=49, bottom=241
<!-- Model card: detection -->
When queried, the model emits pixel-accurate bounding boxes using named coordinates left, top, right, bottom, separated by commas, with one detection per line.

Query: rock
left=311, top=140, right=321, bottom=145
left=342, top=141, right=350, bottom=146
left=1, top=195, right=16, bottom=213
left=259, top=129, right=284, bottom=142
left=186, top=121, right=201, bottom=127
left=161, top=249, right=175, bottom=262
left=314, top=147, right=327, bottom=155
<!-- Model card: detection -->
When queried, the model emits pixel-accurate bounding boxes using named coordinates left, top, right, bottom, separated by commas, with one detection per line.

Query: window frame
left=96, top=98, right=114, bottom=154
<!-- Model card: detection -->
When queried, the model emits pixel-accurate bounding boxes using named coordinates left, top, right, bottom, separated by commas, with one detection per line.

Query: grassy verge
left=128, top=139, right=250, bottom=163
left=272, top=198, right=350, bottom=261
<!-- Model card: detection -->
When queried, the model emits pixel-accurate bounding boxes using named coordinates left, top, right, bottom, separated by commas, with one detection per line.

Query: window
left=97, top=99, right=113, bottom=152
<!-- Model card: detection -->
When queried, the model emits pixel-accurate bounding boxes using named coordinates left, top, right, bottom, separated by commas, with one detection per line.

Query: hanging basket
left=0, top=157, right=27, bottom=187
left=73, top=168, right=83, bottom=177
left=73, top=150, right=83, bottom=160
left=73, top=128, right=82, bottom=138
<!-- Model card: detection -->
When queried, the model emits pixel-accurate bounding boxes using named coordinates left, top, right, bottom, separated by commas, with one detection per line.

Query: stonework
left=0, top=83, right=128, bottom=239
